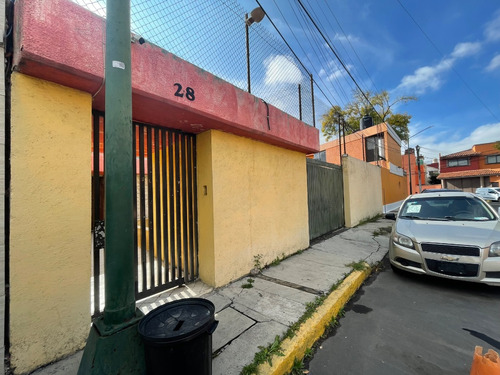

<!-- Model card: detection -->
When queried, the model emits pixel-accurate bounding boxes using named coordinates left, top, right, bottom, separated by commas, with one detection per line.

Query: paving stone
left=213, top=306, right=254, bottom=353
left=212, top=320, right=287, bottom=375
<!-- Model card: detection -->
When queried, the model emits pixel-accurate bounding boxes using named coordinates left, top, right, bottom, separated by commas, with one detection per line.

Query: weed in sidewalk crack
left=241, top=278, right=255, bottom=289
left=346, top=260, right=368, bottom=271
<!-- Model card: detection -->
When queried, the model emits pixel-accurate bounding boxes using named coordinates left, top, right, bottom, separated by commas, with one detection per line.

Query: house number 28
left=174, top=83, right=195, bottom=101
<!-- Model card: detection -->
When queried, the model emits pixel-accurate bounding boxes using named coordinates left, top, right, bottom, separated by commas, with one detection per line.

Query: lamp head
left=245, top=7, right=265, bottom=26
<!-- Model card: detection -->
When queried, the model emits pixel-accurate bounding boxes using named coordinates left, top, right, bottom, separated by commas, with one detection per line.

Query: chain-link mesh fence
left=72, top=0, right=315, bottom=126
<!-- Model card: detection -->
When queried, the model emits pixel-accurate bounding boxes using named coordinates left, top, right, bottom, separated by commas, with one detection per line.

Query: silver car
left=386, top=192, right=500, bottom=286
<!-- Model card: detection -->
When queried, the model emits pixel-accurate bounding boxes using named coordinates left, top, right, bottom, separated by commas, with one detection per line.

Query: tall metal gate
left=91, top=111, right=198, bottom=316
left=307, top=159, right=344, bottom=240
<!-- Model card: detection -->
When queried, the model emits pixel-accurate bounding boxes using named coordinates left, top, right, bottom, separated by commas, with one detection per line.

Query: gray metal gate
left=307, top=159, right=344, bottom=240
left=91, top=112, right=198, bottom=316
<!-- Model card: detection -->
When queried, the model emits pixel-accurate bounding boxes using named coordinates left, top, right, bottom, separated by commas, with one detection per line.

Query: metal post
left=245, top=14, right=251, bottom=93
left=416, top=145, right=422, bottom=193
left=78, top=0, right=145, bottom=372
left=408, top=147, right=413, bottom=195
left=310, top=74, right=315, bottom=127
left=298, top=84, right=302, bottom=121
left=103, top=0, right=135, bottom=327
left=362, top=135, right=365, bottom=161
left=342, top=120, right=346, bottom=155
left=338, top=114, right=342, bottom=166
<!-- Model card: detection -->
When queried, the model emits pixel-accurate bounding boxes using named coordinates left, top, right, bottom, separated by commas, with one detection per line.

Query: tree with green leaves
left=321, top=90, right=416, bottom=142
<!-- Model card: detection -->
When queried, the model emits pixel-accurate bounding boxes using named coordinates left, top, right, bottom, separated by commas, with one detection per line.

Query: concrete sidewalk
left=31, top=217, right=393, bottom=375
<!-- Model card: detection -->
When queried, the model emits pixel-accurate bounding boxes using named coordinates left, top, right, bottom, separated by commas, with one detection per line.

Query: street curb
left=257, top=265, right=371, bottom=375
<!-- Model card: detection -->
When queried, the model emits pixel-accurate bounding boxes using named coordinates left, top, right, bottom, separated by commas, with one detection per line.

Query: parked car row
left=386, top=191, right=500, bottom=286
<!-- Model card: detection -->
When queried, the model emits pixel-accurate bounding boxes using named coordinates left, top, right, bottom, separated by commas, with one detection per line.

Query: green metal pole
left=78, top=1, right=145, bottom=372
left=104, top=0, right=136, bottom=326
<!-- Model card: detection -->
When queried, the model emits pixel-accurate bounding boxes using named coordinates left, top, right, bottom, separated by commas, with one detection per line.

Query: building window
left=447, top=158, right=469, bottom=167
left=486, top=155, right=500, bottom=164
left=365, top=134, right=385, bottom=162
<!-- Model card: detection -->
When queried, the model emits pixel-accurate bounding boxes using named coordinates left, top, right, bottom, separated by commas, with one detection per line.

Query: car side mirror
left=385, top=212, right=396, bottom=220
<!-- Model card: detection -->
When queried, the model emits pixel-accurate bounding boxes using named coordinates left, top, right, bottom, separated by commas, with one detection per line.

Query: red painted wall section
left=440, top=157, right=480, bottom=174
left=13, top=0, right=319, bottom=154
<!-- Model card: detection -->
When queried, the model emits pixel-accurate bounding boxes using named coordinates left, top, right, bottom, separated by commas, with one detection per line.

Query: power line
left=321, top=0, right=380, bottom=94
left=272, top=0, right=348, bottom=106
left=299, top=0, right=356, bottom=103
left=303, top=0, right=372, bottom=98
left=395, top=0, right=499, bottom=123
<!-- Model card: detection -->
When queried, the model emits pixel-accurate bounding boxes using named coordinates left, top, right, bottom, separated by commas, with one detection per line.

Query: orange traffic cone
left=470, top=346, right=500, bottom=375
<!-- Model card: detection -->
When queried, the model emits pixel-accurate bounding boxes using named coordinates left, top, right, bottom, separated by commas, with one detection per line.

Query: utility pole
left=79, top=0, right=145, bottom=373
left=338, top=113, right=342, bottom=166
left=407, top=147, right=413, bottom=195
left=342, top=119, right=346, bottom=155
left=416, top=145, right=422, bottom=193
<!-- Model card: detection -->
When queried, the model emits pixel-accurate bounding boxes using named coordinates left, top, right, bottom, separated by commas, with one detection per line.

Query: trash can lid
left=138, top=298, right=215, bottom=343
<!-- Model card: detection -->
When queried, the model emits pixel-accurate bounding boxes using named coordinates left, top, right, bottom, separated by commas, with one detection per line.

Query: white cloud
left=263, top=55, right=303, bottom=85
left=396, top=39, right=482, bottom=95
left=450, top=42, right=481, bottom=58
left=484, top=11, right=500, bottom=42
left=320, top=62, right=351, bottom=82
left=486, top=54, right=500, bottom=72
left=396, top=58, right=452, bottom=94
left=333, top=33, right=360, bottom=44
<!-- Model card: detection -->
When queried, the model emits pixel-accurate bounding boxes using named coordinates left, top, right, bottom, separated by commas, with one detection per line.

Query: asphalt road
left=307, top=257, right=500, bottom=375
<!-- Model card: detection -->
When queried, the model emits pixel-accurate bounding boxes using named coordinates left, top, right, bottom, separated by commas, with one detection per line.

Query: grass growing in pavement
left=239, top=268, right=362, bottom=374
left=284, top=295, right=327, bottom=340
left=346, top=260, right=369, bottom=271
left=356, top=214, right=382, bottom=227
left=373, top=226, right=393, bottom=237
left=270, top=253, right=286, bottom=267
left=288, top=357, right=306, bottom=375
left=241, top=278, right=255, bottom=289
left=241, top=335, right=284, bottom=375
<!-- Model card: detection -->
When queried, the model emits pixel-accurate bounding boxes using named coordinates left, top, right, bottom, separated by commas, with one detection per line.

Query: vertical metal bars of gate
left=91, top=111, right=105, bottom=317
left=91, top=112, right=199, bottom=316
left=134, top=122, right=198, bottom=301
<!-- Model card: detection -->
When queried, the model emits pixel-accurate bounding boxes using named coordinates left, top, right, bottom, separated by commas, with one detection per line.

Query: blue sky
left=238, top=0, right=500, bottom=162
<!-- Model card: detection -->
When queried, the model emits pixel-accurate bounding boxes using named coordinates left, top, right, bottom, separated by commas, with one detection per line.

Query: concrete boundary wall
left=197, top=130, right=310, bottom=287
left=9, top=73, right=91, bottom=374
left=342, top=155, right=383, bottom=227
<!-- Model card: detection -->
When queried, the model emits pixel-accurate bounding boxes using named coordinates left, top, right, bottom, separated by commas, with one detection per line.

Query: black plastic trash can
left=138, top=298, right=218, bottom=375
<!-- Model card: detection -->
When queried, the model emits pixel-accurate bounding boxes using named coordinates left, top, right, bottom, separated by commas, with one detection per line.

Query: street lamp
left=245, top=7, right=265, bottom=93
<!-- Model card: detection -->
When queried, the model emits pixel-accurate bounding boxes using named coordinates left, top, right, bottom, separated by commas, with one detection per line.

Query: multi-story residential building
left=438, top=142, right=500, bottom=191
left=317, top=121, right=407, bottom=205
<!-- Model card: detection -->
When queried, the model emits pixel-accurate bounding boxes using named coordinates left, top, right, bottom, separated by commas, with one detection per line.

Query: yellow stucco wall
left=197, top=130, right=309, bottom=287
left=380, top=168, right=407, bottom=205
left=342, top=155, right=383, bottom=227
left=10, top=73, right=91, bottom=373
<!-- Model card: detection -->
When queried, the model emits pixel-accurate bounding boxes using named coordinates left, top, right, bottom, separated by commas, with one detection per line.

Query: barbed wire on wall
left=71, top=0, right=315, bottom=127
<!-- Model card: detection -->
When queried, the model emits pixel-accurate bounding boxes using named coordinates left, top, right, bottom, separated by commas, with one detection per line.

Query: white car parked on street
left=386, top=191, right=500, bottom=286
left=475, top=187, right=500, bottom=202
